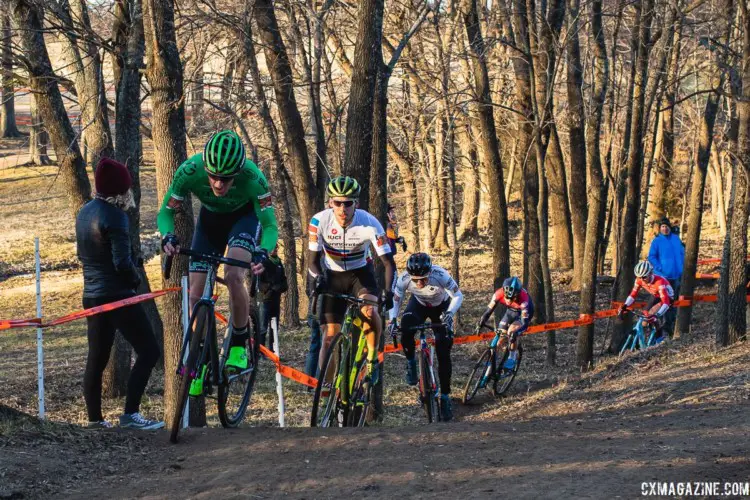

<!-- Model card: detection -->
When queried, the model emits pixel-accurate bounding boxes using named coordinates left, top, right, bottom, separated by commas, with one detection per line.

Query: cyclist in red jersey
left=617, top=260, right=675, bottom=341
left=476, top=277, right=533, bottom=370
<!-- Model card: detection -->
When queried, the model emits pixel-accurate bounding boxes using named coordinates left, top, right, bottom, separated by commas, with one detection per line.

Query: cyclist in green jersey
left=159, top=130, right=278, bottom=373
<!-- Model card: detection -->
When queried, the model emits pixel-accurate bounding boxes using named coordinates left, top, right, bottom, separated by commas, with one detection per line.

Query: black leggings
left=83, top=296, right=160, bottom=422
left=400, top=296, right=453, bottom=395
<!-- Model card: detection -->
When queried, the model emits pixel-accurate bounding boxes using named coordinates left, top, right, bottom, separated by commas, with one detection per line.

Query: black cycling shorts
left=190, top=203, right=259, bottom=273
left=320, top=263, right=379, bottom=325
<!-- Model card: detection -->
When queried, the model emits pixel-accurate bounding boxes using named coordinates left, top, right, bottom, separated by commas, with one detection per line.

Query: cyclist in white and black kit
left=388, top=253, right=463, bottom=420
left=308, top=176, right=396, bottom=386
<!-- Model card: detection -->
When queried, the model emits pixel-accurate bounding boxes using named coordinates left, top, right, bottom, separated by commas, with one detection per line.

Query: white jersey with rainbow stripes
left=308, top=209, right=391, bottom=272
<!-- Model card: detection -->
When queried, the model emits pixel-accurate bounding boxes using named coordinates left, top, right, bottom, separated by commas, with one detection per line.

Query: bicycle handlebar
left=389, top=322, right=445, bottom=347
left=163, top=247, right=265, bottom=280
left=310, top=291, right=381, bottom=319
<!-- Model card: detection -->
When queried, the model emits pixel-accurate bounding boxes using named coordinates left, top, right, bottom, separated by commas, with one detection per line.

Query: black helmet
left=406, top=253, right=432, bottom=278
left=503, top=276, right=522, bottom=299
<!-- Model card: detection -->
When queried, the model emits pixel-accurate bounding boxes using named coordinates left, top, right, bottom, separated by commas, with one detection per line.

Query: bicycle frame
left=316, top=293, right=379, bottom=417
left=619, top=311, right=659, bottom=355
left=173, top=249, right=262, bottom=389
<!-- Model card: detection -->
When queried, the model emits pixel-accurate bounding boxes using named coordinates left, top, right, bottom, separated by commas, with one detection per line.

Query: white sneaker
left=119, top=412, right=165, bottom=430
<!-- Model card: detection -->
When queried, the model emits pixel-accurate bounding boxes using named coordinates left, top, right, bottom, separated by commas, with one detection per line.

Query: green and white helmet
left=327, top=176, right=361, bottom=199
left=203, top=130, right=245, bottom=177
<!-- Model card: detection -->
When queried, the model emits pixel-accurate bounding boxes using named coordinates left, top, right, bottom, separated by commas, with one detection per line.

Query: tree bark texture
left=341, top=0, right=384, bottom=210
left=717, top=1, right=749, bottom=345
left=1, top=13, right=20, bottom=137
left=457, top=119, right=480, bottom=240
left=676, top=0, right=731, bottom=338
left=610, top=0, right=655, bottom=351
left=566, top=0, right=587, bottom=284
left=576, top=0, right=607, bottom=369
left=28, top=95, right=50, bottom=165
left=10, top=0, right=91, bottom=215
left=143, top=0, right=195, bottom=428
left=241, top=10, right=300, bottom=325
left=254, top=0, right=320, bottom=224
left=462, top=0, right=511, bottom=285
left=57, top=0, right=114, bottom=171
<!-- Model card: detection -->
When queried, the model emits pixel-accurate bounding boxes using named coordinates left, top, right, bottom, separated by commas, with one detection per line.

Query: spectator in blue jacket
left=648, top=217, right=684, bottom=337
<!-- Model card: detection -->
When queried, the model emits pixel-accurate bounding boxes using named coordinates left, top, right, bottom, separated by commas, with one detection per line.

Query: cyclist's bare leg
left=188, top=272, right=208, bottom=312
left=508, top=323, right=521, bottom=351
left=359, top=293, right=381, bottom=361
left=319, top=322, right=342, bottom=381
left=225, top=246, right=252, bottom=329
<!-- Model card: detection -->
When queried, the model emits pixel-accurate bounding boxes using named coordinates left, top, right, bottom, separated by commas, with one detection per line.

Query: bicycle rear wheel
left=418, top=350, right=439, bottom=423
left=311, top=332, right=345, bottom=427
left=346, top=358, right=371, bottom=427
left=462, top=349, right=492, bottom=404
left=494, top=344, right=523, bottom=397
left=218, top=310, right=261, bottom=428
left=170, top=303, right=211, bottom=443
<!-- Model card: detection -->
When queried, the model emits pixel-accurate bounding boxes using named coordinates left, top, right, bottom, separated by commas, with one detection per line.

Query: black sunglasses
left=331, top=200, right=355, bottom=208
left=207, top=172, right=236, bottom=182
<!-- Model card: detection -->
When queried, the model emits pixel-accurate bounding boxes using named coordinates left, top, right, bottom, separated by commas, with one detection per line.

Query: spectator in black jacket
left=75, top=158, right=162, bottom=430
left=258, top=245, right=288, bottom=351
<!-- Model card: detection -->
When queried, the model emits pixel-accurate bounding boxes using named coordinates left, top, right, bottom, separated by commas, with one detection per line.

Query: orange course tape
left=258, top=344, right=318, bottom=388
left=0, top=318, right=42, bottom=330
left=1, top=288, right=181, bottom=330
left=42, top=288, right=181, bottom=327
left=214, top=310, right=320, bottom=388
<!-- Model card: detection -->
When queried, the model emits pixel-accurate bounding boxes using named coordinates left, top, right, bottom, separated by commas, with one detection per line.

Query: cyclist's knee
left=361, top=304, right=378, bottom=320
left=223, top=266, right=247, bottom=290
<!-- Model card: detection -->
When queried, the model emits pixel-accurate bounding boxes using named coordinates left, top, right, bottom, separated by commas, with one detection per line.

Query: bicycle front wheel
left=418, top=350, right=439, bottom=423
left=311, top=332, right=345, bottom=427
left=494, top=344, right=523, bottom=397
left=170, top=303, right=211, bottom=443
left=218, top=310, right=261, bottom=428
left=462, top=349, right=492, bottom=404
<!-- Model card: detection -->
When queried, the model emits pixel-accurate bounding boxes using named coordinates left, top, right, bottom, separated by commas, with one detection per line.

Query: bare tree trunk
left=676, top=0, right=731, bottom=338
left=462, top=0, right=511, bottom=285
left=143, top=0, right=195, bottom=428
left=1, top=13, right=20, bottom=137
left=717, top=1, right=749, bottom=346
left=709, top=150, right=727, bottom=236
left=577, top=0, right=608, bottom=370
left=610, top=0, right=655, bottom=352
left=285, top=3, right=329, bottom=194
left=9, top=0, right=92, bottom=214
left=341, top=0, right=384, bottom=210
left=28, top=96, right=50, bottom=165
left=547, top=128, right=573, bottom=270
left=457, top=119, right=479, bottom=240
left=70, top=0, right=114, bottom=170
left=566, top=0, right=587, bottom=284
left=241, top=8, right=299, bottom=325
left=254, top=0, right=320, bottom=224
left=388, top=139, right=420, bottom=248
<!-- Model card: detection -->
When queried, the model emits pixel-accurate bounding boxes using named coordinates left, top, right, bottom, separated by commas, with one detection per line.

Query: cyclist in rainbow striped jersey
left=308, top=176, right=397, bottom=387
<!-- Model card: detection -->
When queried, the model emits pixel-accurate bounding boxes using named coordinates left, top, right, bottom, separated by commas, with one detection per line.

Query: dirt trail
left=3, top=340, right=746, bottom=500
left=60, top=404, right=749, bottom=499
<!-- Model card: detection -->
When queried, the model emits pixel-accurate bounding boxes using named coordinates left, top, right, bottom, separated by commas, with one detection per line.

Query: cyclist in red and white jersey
left=617, top=260, right=674, bottom=341
left=475, top=277, right=533, bottom=371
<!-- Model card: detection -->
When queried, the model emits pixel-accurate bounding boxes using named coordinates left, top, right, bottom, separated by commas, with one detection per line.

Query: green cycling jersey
left=157, top=154, right=279, bottom=252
